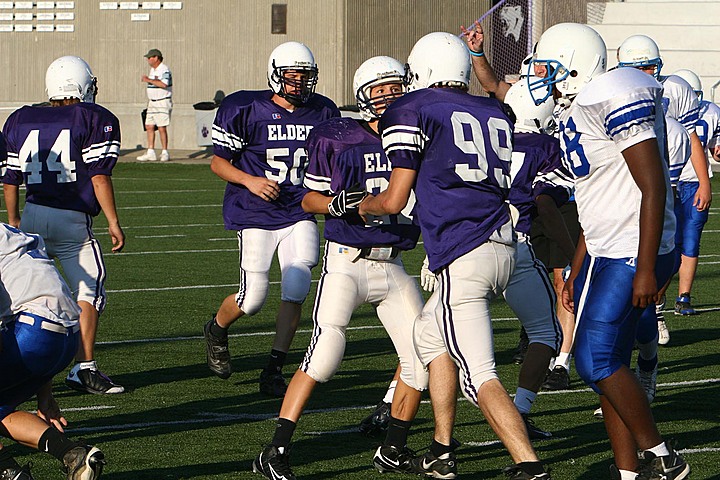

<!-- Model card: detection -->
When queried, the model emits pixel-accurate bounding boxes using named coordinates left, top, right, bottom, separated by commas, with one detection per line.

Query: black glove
left=328, top=183, right=368, bottom=217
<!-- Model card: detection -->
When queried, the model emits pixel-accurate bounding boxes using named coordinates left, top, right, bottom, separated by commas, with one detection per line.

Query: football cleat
left=593, top=406, right=603, bottom=419
left=373, top=445, right=417, bottom=474
left=512, top=328, right=529, bottom=365
left=65, top=364, right=124, bottom=395
left=252, top=445, right=296, bottom=480
left=635, top=363, right=658, bottom=404
left=203, top=318, right=232, bottom=379
left=411, top=451, right=457, bottom=479
left=502, top=464, right=551, bottom=479
left=674, top=293, right=695, bottom=316
left=358, top=401, right=391, bottom=436
left=63, top=446, right=105, bottom=480
left=259, top=370, right=287, bottom=397
left=541, top=365, right=570, bottom=391
left=637, top=441, right=690, bottom=480
left=657, top=319, right=670, bottom=346
left=136, top=151, right=157, bottom=162
left=522, top=414, right=552, bottom=440
left=0, top=465, right=35, bottom=480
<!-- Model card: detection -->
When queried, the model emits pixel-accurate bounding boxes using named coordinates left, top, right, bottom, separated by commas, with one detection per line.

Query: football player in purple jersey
left=252, top=55, right=429, bottom=480
left=2, top=56, right=125, bottom=396
left=204, top=42, right=340, bottom=397
left=0, top=223, right=105, bottom=480
left=361, top=32, right=550, bottom=480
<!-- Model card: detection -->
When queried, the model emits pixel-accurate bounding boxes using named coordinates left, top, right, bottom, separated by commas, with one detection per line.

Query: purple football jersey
left=509, top=132, right=573, bottom=235
left=2, top=103, right=120, bottom=216
left=304, top=117, right=420, bottom=250
left=380, top=88, right=513, bottom=271
left=0, top=131, right=7, bottom=178
left=212, top=90, right=340, bottom=231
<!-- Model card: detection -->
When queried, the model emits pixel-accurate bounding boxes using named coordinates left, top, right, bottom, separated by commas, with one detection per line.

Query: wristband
left=468, top=49, right=485, bottom=57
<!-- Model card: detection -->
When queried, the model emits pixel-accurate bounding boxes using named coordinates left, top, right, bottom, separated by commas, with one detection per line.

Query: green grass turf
left=6, top=163, right=720, bottom=479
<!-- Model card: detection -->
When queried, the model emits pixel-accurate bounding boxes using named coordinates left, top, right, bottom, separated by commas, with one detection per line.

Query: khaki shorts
left=145, top=98, right=172, bottom=127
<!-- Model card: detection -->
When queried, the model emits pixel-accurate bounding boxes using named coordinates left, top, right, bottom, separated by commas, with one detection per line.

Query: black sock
left=518, top=461, right=546, bottom=476
left=0, top=448, right=20, bottom=470
left=209, top=317, right=228, bottom=338
left=430, top=439, right=453, bottom=458
left=271, top=418, right=296, bottom=448
left=38, top=427, right=82, bottom=461
left=265, top=349, right=287, bottom=374
left=384, top=416, right=412, bottom=448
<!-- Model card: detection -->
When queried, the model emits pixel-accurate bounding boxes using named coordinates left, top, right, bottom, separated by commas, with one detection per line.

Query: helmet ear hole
left=570, top=70, right=578, bottom=78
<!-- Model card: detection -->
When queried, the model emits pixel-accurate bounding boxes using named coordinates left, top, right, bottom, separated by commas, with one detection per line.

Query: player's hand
left=246, top=176, right=280, bottom=202
left=420, top=256, right=437, bottom=292
left=693, top=182, right=712, bottom=211
left=632, top=270, right=658, bottom=309
left=561, top=276, right=575, bottom=314
left=141, top=75, right=150, bottom=83
left=109, top=223, right=125, bottom=253
left=460, top=20, right=484, bottom=55
left=328, top=183, right=368, bottom=217
left=37, top=391, right=67, bottom=433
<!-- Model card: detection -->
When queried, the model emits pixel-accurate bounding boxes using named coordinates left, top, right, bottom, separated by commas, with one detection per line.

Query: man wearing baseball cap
left=138, top=48, right=173, bottom=162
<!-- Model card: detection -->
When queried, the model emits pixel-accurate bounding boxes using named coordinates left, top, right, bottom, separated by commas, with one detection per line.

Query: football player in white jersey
left=0, top=223, right=105, bottom=480
left=204, top=42, right=339, bottom=397
left=2, top=56, right=125, bottom=395
left=530, top=23, right=689, bottom=480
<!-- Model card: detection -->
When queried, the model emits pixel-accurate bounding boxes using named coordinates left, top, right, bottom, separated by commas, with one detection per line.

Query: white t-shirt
left=559, top=67, right=675, bottom=259
left=0, top=223, right=81, bottom=326
left=146, top=62, right=173, bottom=101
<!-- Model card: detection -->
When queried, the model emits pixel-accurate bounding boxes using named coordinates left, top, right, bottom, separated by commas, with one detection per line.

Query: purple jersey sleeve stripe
left=211, top=125, right=245, bottom=152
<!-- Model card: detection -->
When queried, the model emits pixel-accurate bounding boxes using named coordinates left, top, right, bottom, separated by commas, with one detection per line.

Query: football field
left=9, top=163, right=720, bottom=480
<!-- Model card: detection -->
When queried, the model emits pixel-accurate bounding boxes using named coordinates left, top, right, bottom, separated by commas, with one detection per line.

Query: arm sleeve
left=380, top=104, right=424, bottom=172
left=1, top=114, right=23, bottom=185
left=85, top=110, right=121, bottom=177
left=602, top=89, right=659, bottom=152
left=303, top=127, right=334, bottom=194
left=212, top=98, right=247, bottom=161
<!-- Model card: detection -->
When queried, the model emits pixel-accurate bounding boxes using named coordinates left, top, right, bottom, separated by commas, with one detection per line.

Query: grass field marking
left=117, top=204, right=222, bottom=210
left=112, top=177, right=211, bottom=182
left=100, top=223, right=225, bottom=230
left=116, top=189, right=218, bottom=194
left=63, top=405, right=116, bottom=412
left=135, top=234, right=187, bottom=239
left=109, top=248, right=237, bottom=257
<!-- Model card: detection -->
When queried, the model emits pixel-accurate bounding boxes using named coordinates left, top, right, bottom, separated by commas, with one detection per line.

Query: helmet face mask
left=406, top=32, right=471, bottom=92
left=353, top=56, right=406, bottom=121
left=45, top=56, right=98, bottom=103
left=617, top=34, right=663, bottom=78
left=268, top=42, right=318, bottom=106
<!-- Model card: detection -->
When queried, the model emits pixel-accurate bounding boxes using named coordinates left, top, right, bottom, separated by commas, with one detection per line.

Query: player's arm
left=141, top=76, right=168, bottom=89
left=535, top=194, right=576, bottom=260
left=91, top=175, right=125, bottom=253
left=359, top=168, right=416, bottom=216
left=210, top=155, right=279, bottom=201
left=36, top=380, right=68, bottom=432
left=3, top=183, right=20, bottom=227
left=623, top=138, right=667, bottom=309
left=562, top=228, right=586, bottom=314
left=302, top=185, right=367, bottom=217
left=461, top=20, right=511, bottom=101
left=688, top=131, right=712, bottom=210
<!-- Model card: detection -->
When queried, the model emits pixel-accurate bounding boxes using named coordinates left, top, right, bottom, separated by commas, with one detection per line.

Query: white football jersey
left=0, top=223, right=80, bottom=326
left=679, top=99, right=720, bottom=181
left=666, top=116, right=691, bottom=187
left=660, top=74, right=700, bottom=135
left=559, top=68, right=675, bottom=259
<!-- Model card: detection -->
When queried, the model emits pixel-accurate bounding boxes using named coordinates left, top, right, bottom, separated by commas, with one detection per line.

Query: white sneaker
left=635, top=363, right=658, bottom=403
left=160, top=151, right=170, bottom=162
left=137, top=150, right=156, bottom=162
left=658, top=319, right=670, bottom=345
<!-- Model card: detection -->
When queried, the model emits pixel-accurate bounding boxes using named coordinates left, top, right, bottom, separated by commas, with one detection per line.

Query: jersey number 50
left=19, top=129, right=76, bottom=185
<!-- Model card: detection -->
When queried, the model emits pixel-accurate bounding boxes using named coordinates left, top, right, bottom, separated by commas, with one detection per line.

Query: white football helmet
left=405, top=32, right=471, bottom=92
left=45, top=55, right=97, bottom=103
left=617, top=34, right=663, bottom=78
left=505, top=77, right=555, bottom=134
left=529, top=23, right=606, bottom=105
left=673, top=69, right=703, bottom=101
left=353, top=56, right=405, bottom=121
left=267, top=41, right=319, bottom=106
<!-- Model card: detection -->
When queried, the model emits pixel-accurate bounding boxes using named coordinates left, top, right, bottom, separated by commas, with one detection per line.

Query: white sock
left=556, top=352, right=572, bottom=371
left=548, top=357, right=556, bottom=370
left=646, top=441, right=670, bottom=457
left=619, top=469, right=638, bottom=480
left=383, top=380, right=398, bottom=404
left=513, top=387, right=536, bottom=414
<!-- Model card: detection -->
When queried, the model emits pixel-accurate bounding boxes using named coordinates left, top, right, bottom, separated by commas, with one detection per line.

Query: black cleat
left=522, top=414, right=552, bottom=440
left=512, top=328, right=530, bottom=365
left=358, top=401, right=391, bottom=436
left=259, top=370, right=287, bottom=397
left=411, top=450, right=457, bottom=479
left=502, top=464, right=551, bottom=479
left=204, top=318, right=232, bottom=379
left=637, top=441, right=690, bottom=480
left=65, top=367, right=124, bottom=395
left=252, top=445, right=296, bottom=480
left=541, top=365, right=570, bottom=391
left=0, top=465, right=35, bottom=480
left=373, top=445, right=417, bottom=474
left=63, top=445, right=105, bottom=480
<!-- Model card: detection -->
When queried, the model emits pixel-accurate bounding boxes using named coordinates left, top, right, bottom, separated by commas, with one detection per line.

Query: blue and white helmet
left=45, top=55, right=97, bottom=103
left=528, top=23, right=606, bottom=105
left=617, top=34, right=663, bottom=78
